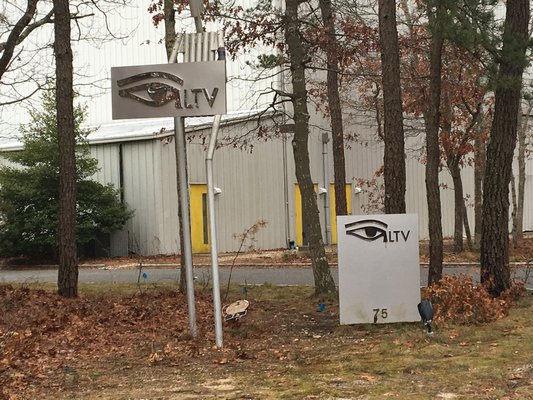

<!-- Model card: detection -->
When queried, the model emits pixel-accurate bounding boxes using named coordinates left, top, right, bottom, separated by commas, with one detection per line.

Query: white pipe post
left=190, top=0, right=224, bottom=347
left=322, top=132, right=330, bottom=244
left=169, top=36, right=197, bottom=338
left=207, top=114, right=223, bottom=348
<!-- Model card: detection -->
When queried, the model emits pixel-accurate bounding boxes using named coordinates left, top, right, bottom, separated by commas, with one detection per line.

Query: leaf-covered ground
left=1, top=283, right=532, bottom=399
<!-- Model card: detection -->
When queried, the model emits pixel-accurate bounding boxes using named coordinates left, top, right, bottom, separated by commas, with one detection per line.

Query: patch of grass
left=281, top=250, right=299, bottom=262
left=9, top=281, right=58, bottom=292
left=220, top=282, right=316, bottom=302
left=222, top=293, right=531, bottom=399
left=10, top=281, right=177, bottom=296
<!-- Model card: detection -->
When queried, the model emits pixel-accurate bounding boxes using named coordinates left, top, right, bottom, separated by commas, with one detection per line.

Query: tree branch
left=0, top=0, right=41, bottom=79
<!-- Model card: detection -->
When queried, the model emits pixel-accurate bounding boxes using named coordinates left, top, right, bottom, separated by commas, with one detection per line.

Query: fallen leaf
left=359, top=374, right=376, bottom=382
left=148, top=352, right=162, bottom=364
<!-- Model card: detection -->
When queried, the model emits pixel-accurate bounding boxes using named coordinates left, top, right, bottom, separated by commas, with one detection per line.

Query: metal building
left=1, top=105, right=532, bottom=256
left=78, top=108, right=533, bottom=256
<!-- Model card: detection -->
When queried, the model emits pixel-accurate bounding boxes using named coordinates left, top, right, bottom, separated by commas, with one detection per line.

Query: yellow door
left=190, top=184, right=210, bottom=253
left=330, top=184, right=352, bottom=244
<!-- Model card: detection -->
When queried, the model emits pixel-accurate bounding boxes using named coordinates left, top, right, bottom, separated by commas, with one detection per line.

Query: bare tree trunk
left=447, top=156, right=464, bottom=252
left=285, top=0, right=336, bottom=296
left=318, top=0, right=347, bottom=217
left=481, top=0, right=529, bottom=296
left=424, top=3, right=444, bottom=286
left=378, top=0, right=406, bottom=214
left=442, top=91, right=463, bottom=253
left=164, top=0, right=176, bottom=59
left=54, top=0, right=78, bottom=297
left=163, top=0, right=187, bottom=294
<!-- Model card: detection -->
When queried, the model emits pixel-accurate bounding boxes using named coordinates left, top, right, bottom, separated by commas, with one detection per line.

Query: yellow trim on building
left=190, top=184, right=210, bottom=253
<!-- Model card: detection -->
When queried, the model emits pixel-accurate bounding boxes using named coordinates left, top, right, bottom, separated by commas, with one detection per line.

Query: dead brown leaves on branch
left=425, top=275, right=526, bottom=325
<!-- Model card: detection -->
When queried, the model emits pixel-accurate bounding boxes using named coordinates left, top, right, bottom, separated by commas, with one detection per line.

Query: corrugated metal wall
left=90, top=145, right=120, bottom=186
left=119, top=139, right=181, bottom=255
left=89, top=145, right=128, bottom=256
left=308, top=111, right=478, bottom=240
left=92, top=117, right=289, bottom=256
left=189, top=120, right=288, bottom=251
left=87, top=113, right=530, bottom=255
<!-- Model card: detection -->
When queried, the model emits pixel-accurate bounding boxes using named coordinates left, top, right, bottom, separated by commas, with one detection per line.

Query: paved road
left=1, top=264, right=531, bottom=289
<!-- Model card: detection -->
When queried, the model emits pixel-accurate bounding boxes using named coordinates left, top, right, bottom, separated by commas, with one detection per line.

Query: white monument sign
left=337, top=214, right=420, bottom=324
left=111, top=61, right=226, bottom=119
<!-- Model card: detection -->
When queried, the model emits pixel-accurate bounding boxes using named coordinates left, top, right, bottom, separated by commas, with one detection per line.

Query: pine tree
left=0, top=90, right=132, bottom=259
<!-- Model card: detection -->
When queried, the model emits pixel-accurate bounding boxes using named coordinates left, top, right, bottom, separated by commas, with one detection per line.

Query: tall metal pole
left=169, top=37, right=197, bottom=338
left=190, top=0, right=224, bottom=347
left=207, top=114, right=223, bottom=347
left=277, top=0, right=291, bottom=248
left=322, top=132, right=330, bottom=244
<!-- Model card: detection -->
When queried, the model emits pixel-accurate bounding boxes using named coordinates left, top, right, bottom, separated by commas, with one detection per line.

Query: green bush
left=0, top=90, right=133, bottom=258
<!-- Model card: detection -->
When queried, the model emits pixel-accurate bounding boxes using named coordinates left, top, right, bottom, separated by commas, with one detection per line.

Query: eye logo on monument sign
left=117, top=71, right=219, bottom=110
left=345, top=219, right=411, bottom=244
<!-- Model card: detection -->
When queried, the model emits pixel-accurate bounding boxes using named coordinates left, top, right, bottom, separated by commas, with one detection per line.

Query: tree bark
left=480, top=0, right=529, bottom=296
left=424, top=4, right=444, bottom=286
left=285, top=0, right=336, bottom=296
left=54, top=0, right=78, bottom=298
left=442, top=93, right=463, bottom=253
left=318, top=0, right=347, bottom=217
left=378, top=0, right=406, bottom=214
left=447, top=155, right=464, bottom=252
left=164, top=0, right=176, bottom=60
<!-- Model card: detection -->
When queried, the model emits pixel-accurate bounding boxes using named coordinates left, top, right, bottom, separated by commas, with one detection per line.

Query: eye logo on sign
left=117, top=71, right=183, bottom=107
left=345, top=219, right=410, bottom=243
left=111, top=61, right=226, bottom=119
left=116, top=71, right=219, bottom=110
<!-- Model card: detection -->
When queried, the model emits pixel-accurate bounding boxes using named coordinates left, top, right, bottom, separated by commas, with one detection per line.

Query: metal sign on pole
left=111, top=23, right=226, bottom=344
left=173, top=32, right=226, bottom=347
left=111, top=62, right=226, bottom=119
left=165, top=31, right=226, bottom=346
